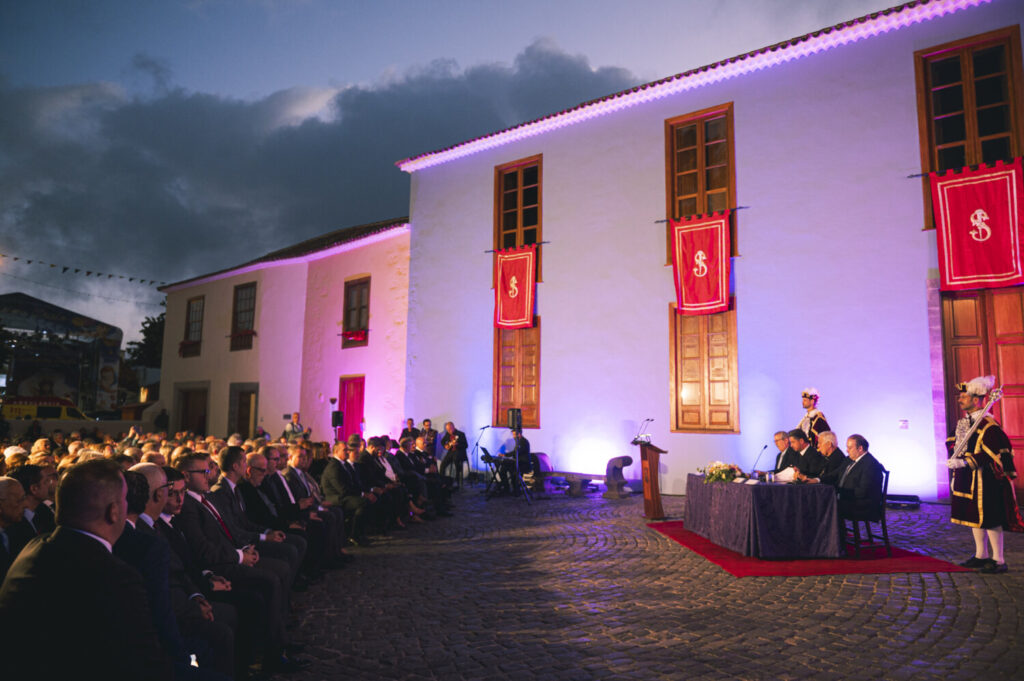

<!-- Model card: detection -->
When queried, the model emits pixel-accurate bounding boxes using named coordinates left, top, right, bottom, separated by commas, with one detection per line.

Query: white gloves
left=947, top=457, right=968, bottom=470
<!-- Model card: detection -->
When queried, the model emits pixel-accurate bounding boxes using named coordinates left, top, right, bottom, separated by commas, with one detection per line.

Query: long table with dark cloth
left=684, top=473, right=842, bottom=559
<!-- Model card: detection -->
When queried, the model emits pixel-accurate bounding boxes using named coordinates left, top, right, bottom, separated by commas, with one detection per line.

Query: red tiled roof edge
left=159, top=216, right=409, bottom=291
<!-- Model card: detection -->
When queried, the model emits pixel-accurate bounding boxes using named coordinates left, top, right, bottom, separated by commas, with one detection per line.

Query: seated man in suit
left=7, top=463, right=56, bottom=535
left=173, top=451, right=307, bottom=673
left=799, top=431, right=850, bottom=486
left=131, top=462, right=236, bottom=678
left=836, top=434, right=885, bottom=520
left=784, top=429, right=825, bottom=479
left=0, top=477, right=28, bottom=582
left=320, top=440, right=372, bottom=546
left=209, top=446, right=306, bottom=589
left=772, top=430, right=796, bottom=473
left=400, top=418, right=420, bottom=442
left=283, top=445, right=350, bottom=565
left=0, top=459, right=172, bottom=679
left=160, top=467, right=266, bottom=679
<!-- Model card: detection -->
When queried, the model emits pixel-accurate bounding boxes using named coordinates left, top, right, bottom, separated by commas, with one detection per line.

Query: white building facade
left=399, top=0, right=1024, bottom=500
left=159, top=219, right=410, bottom=442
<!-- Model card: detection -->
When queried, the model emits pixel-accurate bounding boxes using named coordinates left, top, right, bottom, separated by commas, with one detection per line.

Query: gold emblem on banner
left=508, top=275, right=519, bottom=298
left=693, top=250, right=709, bottom=278
left=970, top=209, right=992, bottom=242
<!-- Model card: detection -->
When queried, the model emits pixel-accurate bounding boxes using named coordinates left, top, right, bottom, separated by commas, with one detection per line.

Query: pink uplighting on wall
left=397, top=0, right=991, bottom=173
left=161, top=223, right=410, bottom=293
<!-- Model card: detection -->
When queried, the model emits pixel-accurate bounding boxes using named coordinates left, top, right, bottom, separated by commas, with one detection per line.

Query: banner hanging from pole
left=930, top=158, right=1024, bottom=291
left=670, top=211, right=730, bottom=315
left=494, top=244, right=537, bottom=328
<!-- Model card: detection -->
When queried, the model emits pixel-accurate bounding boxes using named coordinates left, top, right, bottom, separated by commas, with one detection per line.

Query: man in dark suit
left=321, top=441, right=372, bottom=546
left=801, top=431, right=850, bottom=486
left=400, top=418, right=420, bottom=442
left=0, top=477, right=27, bottom=582
left=439, top=421, right=468, bottom=483
left=281, top=447, right=350, bottom=567
left=173, top=452, right=307, bottom=673
left=785, top=429, right=825, bottom=479
left=261, top=445, right=312, bottom=525
left=770, top=430, right=796, bottom=473
left=131, top=463, right=236, bottom=678
left=208, top=446, right=305, bottom=586
left=420, top=419, right=439, bottom=459
left=161, top=467, right=265, bottom=679
left=836, top=434, right=885, bottom=520
left=8, top=463, right=56, bottom=535
left=0, top=459, right=172, bottom=680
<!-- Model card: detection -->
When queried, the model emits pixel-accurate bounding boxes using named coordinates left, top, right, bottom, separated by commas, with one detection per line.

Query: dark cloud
left=129, top=53, right=173, bottom=94
left=0, top=39, right=640, bottom=291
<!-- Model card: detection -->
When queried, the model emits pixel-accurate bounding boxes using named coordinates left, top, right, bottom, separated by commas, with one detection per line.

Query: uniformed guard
left=798, top=388, right=830, bottom=447
left=947, top=375, right=1024, bottom=573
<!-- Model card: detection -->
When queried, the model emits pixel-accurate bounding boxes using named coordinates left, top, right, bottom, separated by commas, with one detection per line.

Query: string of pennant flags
left=0, top=252, right=166, bottom=286
left=0, top=271, right=165, bottom=307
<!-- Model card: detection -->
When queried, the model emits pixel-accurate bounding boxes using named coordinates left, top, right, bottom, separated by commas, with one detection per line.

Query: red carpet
left=647, top=521, right=973, bottom=577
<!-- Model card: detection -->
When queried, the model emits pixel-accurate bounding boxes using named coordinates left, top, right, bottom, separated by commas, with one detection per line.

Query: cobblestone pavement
left=288, top=487, right=1024, bottom=681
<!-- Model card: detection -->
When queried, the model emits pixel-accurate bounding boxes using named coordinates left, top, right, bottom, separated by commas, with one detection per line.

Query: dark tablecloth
left=684, top=473, right=842, bottom=559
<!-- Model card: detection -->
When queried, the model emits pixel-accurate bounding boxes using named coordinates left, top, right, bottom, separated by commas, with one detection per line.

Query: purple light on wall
left=397, top=0, right=990, bottom=173
left=161, top=224, right=410, bottom=293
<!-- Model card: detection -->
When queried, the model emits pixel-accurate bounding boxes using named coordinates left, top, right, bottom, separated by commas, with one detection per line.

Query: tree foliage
left=126, top=312, right=165, bottom=368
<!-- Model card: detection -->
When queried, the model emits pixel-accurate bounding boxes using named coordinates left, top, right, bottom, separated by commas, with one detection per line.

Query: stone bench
left=531, top=454, right=633, bottom=498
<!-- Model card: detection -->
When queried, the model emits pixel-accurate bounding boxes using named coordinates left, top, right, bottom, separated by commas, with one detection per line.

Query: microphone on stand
left=479, top=425, right=490, bottom=431
left=750, top=444, right=768, bottom=475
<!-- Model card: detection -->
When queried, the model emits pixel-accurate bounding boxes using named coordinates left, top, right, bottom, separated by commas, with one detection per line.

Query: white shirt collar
left=138, top=513, right=156, bottom=528
left=66, top=527, right=113, bottom=553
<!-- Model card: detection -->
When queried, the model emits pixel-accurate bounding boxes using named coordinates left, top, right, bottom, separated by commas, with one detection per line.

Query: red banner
left=931, top=158, right=1024, bottom=291
left=670, top=211, right=730, bottom=315
left=494, top=244, right=536, bottom=328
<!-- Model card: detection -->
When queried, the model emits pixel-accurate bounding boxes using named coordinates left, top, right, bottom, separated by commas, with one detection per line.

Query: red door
left=338, top=376, right=365, bottom=443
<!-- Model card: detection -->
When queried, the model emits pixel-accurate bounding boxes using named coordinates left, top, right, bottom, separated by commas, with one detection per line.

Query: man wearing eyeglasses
left=173, top=451, right=307, bottom=673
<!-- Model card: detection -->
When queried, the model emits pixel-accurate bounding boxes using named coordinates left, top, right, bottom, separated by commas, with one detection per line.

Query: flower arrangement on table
left=697, top=461, right=745, bottom=483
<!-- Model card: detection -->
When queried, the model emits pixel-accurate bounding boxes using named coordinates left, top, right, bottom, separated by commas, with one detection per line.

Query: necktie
left=257, top=488, right=279, bottom=517
left=200, top=496, right=235, bottom=542
left=295, top=471, right=311, bottom=495
left=0, top=528, right=9, bottom=554
left=277, top=473, right=297, bottom=504
left=235, top=485, right=246, bottom=512
left=839, top=461, right=856, bottom=487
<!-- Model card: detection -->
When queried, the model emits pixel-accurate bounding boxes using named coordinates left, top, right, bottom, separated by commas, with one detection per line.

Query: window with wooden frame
left=665, top=103, right=736, bottom=258
left=230, top=283, right=257, bottom=351
left=342, top=277, right=370, bottom=349
left=915, top=26, right=1024, bottom=227
left=492, top=155, right=542, bottom=428
left=495, top=154, right=542, bottom=277
left=180, top=296, right=204, bottom=358
left=493, top=318, right=540, bottom=428
left=669, top=304, right=738, bottom=433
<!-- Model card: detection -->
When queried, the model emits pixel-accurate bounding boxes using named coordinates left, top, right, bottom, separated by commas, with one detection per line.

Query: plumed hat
left=957, top=375, right=995, bottom=396
left=801, top=388, right=820, bottom=401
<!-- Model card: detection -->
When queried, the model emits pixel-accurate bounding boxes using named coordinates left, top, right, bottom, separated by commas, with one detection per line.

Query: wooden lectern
left=635, top=440, right=668, bottom=520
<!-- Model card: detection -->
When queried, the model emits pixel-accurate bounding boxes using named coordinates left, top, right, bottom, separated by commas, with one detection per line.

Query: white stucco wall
left=160, top=264, right=308, bottom=437
left=299, top=229, right=411, bottom=442
left=404, top=2, right=1024, bottom=500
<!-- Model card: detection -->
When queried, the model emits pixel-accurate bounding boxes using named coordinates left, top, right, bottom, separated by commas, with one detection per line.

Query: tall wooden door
left=338, top=376, right=365, bottom=443
left=235, top=390, right=256, bottom=438
left=179, top=388, right=208, bottom=436
left=942, top=288, right=1024, bottom=491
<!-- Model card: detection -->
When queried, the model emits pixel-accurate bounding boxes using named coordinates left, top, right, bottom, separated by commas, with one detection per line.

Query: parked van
left=0, top=396, right=89, bottom=421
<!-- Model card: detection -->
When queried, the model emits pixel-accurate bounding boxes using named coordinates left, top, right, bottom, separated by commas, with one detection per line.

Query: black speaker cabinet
left=331, top=410, right=344, bottom=427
